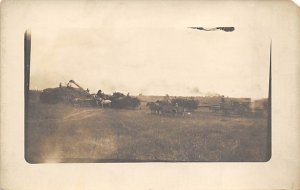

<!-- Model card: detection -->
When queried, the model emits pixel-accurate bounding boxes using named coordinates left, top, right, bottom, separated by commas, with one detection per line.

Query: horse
left=146, top=102, right=161, bottom=114
left=95, top=97, right=111, bottom=108
left=159, top=102, right=187, bottom=117
left=101, top=99, right=112, bottom=108
left=159, top=104, right=178, bottom=116
left=147, top=101, right=187, bottom=117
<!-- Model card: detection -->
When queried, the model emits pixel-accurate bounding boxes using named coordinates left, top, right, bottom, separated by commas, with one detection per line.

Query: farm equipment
left=110, top=92, right=140, bottom=109
left=66, top=80, right=100, bottom=107
left=208, top=98, right=251, bottom=116
left=40, top=80, right=99, bottom=107
left=40, top=81, right=141, bottom=109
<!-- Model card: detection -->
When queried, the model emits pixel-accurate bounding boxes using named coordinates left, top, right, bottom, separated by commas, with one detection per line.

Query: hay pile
left=40, top=87, right=89, bottom=104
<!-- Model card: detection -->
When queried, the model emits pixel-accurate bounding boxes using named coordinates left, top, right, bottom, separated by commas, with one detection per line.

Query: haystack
left=40, top=87, right=89, bottom=104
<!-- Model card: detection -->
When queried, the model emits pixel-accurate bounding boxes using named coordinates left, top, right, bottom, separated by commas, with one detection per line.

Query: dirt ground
left=25, top=98, right=269, bottom=163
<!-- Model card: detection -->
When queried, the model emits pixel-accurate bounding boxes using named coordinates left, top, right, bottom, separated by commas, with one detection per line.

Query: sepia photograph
left=25, top=25, right=271, bottom=163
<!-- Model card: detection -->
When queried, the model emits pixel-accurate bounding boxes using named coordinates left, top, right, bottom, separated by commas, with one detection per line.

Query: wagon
left=209, top=100, right=251, bottom=116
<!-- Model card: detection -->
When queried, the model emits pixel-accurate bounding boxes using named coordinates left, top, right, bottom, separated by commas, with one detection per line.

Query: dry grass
left=26, top=99, right=269, bottom=163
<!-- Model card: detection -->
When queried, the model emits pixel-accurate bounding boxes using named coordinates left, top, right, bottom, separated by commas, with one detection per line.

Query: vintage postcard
left=1, top=0, right=299, bottom=189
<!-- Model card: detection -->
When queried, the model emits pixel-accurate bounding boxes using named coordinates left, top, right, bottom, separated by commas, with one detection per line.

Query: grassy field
left=26, top=93, right=269, bottom=163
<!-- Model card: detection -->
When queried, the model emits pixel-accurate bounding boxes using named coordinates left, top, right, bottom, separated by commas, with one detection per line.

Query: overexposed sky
left=29, top=1, right=276, bottom=99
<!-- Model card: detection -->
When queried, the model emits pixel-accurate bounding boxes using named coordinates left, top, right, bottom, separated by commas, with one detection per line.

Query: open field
left=26, top=93, right=269, bottom=163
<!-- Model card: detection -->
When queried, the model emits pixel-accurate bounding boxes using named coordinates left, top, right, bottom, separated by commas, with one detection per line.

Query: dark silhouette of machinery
left=40, top=80, right=97, bottom=106
left=40, top=80, right=140, bottom=109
